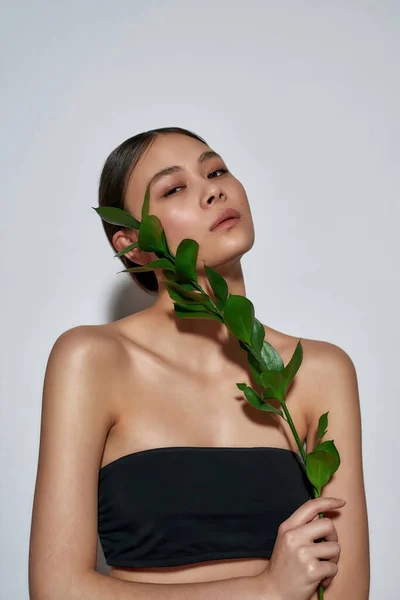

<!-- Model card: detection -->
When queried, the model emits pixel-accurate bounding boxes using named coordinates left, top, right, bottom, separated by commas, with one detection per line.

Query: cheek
left=232, top=179, right=250, bottom=207
left=157, top=208, right=202, bottom=255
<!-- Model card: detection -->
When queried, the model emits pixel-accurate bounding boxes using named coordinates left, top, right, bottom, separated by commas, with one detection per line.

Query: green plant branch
left=93, top=191, right=341, bottom=600
left=281, top=400, right=307, bottom=464
left=188, top=280, right=223, bottom=318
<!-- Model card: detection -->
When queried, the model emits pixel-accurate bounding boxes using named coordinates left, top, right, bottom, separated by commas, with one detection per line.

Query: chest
left=106, top=350, right=308, bottom=459
left=97, top=333, right=313, bottom=579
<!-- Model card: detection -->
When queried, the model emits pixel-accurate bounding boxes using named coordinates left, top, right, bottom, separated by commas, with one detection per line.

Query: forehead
left=128, top=134, right=213, bottom=188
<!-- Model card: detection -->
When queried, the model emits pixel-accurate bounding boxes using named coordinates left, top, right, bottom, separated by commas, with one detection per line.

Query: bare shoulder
left=296, top=336, right=357, bottom=418
left=261, top=324, right=357, bottom=426
left=260, top=323, right=351, bottom=377
left=45, top=324, right=129, bottom=426
left=52, top=322, right=120, bottom=354
left=299, top=336, right=355, bottom=371
left=50, top=322, right=129, bottom=371
left=263, top=324, right=354, bottom=384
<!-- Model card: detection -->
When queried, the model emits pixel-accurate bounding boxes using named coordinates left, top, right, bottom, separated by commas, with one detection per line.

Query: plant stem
left=191, top=280, right=224, bottom=318
left=280, top=401, right=307, bottom=465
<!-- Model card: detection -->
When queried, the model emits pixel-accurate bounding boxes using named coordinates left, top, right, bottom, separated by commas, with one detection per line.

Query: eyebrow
left=146, top=150, right=223, bottom=191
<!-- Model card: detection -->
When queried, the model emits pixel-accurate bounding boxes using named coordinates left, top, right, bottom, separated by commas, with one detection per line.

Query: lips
left=210, top=208, right=241, bottom=231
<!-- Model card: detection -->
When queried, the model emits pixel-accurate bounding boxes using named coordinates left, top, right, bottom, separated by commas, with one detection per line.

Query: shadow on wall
left=107, top=277, right=157, bottom=323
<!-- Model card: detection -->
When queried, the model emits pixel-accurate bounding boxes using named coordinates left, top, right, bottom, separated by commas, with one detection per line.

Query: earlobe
left=127, top=247, right=152, bottom=266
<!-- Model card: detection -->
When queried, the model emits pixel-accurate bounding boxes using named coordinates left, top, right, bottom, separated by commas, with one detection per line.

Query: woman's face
left=123, top=133, right=255, bottom=270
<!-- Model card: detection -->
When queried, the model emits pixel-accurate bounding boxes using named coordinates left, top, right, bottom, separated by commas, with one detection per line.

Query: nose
left=204, top=182, right=227, bottom=206
left=207, top=192, right=225, bottom=204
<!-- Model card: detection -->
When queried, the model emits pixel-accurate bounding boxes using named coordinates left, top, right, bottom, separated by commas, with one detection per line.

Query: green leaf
left=242, top=386, right=263, bottom=409
left=162, top=272, right=208, bottom=300
left=119, top=258, right=175, bottom=273
left=138, top=215, right=166, bottom=253
left=175, top=239, right=199, bottom=283
left=236, top=383, right=284, bottom=416
left=174, top=303, right=223, bottom=322
left=236, top=382, right=247, bottom=391
left=164, top=280, right=211, bottom=305
left=204, top=265, right=228, bottom=311
left=247, top=351, right=262, bottom=386
left=258, top=402, right=284, bottom=417
left=173, top=301, right=211, bottom=314
left=142, top=185, right=150, bottom=221
left=251, top=319, right=265, bottom=353
left=315, top=412, right=329, bottom=447
left=93, top=206, right=141, bottom=230
left=162, top=270, right=181, bottom=284
left=260, top=370, right=285, bottom=402
left=114, top=241, right=139, bottom=258
left=160, top=228, right=175, bottom=262
left=223, top=294, right=255, bottom=344
left=313, top=439, right=340, bottom=475
left=305, top=450, right=336, bottom=495
left=170, top=279, right=200, bottom=292
left=162, top=272, right=200, bottom=294
left=283, top=339, right=303, bottom=387
left=260, top=340, right=284, bottom=372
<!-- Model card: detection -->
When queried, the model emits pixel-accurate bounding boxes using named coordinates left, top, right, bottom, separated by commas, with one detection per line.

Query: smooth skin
left=29, top=133, right=370, bottom=599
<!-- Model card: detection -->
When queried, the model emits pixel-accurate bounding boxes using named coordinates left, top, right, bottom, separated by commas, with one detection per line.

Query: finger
left=309, top=518, right=339, bottom=543
left=310, top=541, right=341, bottom=562
left=323, top=525, right=339, bottom=543
left=320, top=576, right=334, bottom=589
left=283, top=498, right=346, bottom=531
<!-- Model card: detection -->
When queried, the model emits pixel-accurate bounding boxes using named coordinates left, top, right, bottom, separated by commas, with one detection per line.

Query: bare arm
left=28, top=326, right=276, bottom=600
left=304, top=341, right=370, bottom=599
left=66, top=569, right=268, bottom=600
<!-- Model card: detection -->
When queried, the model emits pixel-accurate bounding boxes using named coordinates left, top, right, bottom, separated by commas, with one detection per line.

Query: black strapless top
left=97, top=446, right=314, bottom=568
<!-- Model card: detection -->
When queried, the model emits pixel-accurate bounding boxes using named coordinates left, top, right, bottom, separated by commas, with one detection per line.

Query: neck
left=144, top=259, right=248, bottom=372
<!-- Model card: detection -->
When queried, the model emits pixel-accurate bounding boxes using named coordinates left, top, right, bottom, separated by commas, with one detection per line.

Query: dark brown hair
left=98, top=127, right=208, bottom=294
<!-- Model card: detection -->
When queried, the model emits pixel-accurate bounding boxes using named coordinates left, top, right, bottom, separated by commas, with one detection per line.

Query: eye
left=162, top=168, right=228, bottom=198
left=208, top=168, right=228, bottom=179
left=163, top=185, right=183, bottom=198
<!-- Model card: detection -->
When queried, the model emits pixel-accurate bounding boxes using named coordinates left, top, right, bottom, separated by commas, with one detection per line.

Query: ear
left=112, top=228, right=154, bottom=266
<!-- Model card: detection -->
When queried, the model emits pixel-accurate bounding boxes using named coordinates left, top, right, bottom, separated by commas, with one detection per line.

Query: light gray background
left=1, top=1, right=398, bottom=598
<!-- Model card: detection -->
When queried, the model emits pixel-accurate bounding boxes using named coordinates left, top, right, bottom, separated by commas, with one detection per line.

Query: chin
left=201, top=227, right=255, bottom=269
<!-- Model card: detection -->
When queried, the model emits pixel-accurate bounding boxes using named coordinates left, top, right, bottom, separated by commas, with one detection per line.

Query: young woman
left=29, top=127, right=370, bottom=599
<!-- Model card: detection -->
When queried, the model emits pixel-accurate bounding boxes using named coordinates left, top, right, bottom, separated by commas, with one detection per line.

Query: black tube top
left=97, top=446, right=314, bottom=568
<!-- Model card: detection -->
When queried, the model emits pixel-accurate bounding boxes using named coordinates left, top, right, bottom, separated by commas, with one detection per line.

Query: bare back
left=96, top=308, right=310, bottom=584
